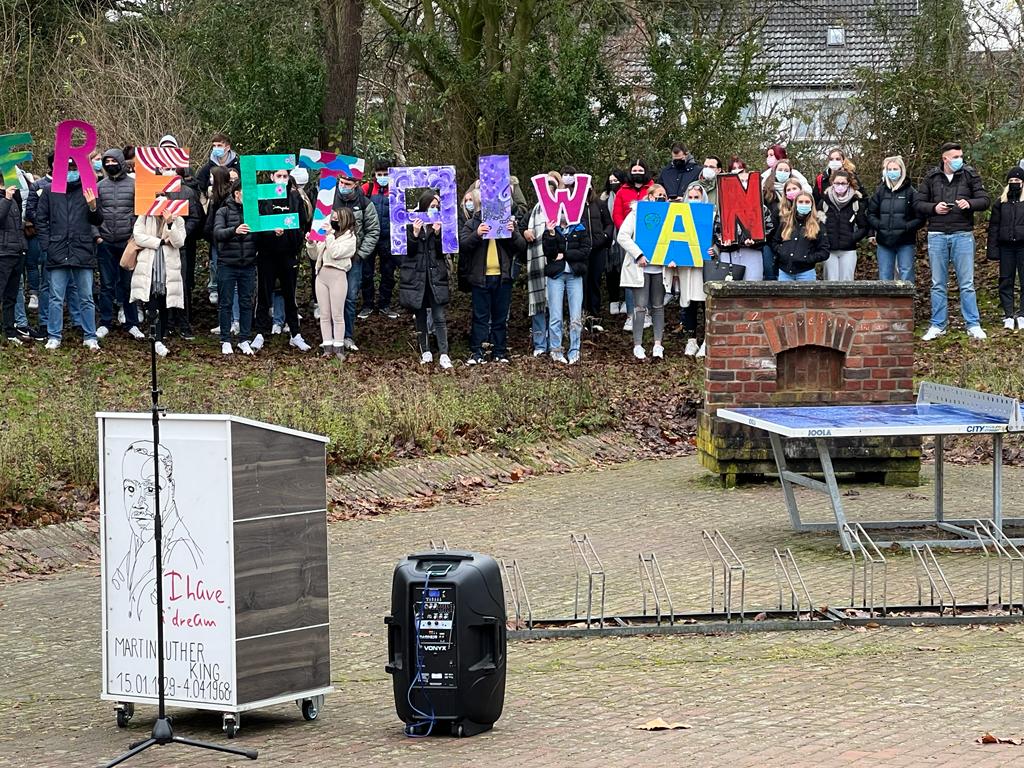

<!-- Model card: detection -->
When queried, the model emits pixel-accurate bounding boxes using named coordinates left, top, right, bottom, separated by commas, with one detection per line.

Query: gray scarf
left=826, top=182, right=855, bottom=208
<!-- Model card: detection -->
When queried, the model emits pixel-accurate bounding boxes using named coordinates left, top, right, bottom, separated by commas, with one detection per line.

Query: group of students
left=3, top=134, right=1024, bottom=366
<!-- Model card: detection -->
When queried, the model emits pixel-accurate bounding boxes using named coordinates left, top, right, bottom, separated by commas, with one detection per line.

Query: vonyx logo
left=807, top=429, right=833, bottom=437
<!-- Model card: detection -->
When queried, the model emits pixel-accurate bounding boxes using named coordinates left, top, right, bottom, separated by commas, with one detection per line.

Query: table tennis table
left=717, top=383, right=1024, bottom=551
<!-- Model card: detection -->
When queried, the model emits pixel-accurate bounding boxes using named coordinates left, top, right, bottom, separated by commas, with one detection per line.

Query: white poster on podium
left=99, top=415, right=236, bottom=708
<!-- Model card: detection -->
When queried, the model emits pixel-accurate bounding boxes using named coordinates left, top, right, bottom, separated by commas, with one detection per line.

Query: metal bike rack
left=842, top=522, right=887, bottom=617
left=570, top=533, right=606, bottom=628
left=638, top=552, right=674, bottom=626
left=772, top=547, right=816, bottom=620
left=973, top=519, right=1024, bottom=612
left=500, top=558, right=534, bottom=630
left=701, top=529, right=746, bottom=621
left=911, top=543, right=957, bottom=616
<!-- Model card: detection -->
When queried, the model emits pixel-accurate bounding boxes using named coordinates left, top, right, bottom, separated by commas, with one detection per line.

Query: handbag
left=119, top=237, right=141, bottom=270
left=703, top=252, right=746, bottom=282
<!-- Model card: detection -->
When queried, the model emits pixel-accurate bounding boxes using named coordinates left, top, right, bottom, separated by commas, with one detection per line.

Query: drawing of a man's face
left=122, top=443, right=174, bottom=542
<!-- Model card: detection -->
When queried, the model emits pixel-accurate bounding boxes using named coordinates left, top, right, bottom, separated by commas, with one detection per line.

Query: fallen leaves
left=977, top=732, right=1023, bottom=745
left=635, top=718, right=691, bottom=731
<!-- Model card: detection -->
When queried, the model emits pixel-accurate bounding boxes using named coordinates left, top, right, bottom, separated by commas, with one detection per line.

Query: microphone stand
left=101, top=301, right=258, bottom=767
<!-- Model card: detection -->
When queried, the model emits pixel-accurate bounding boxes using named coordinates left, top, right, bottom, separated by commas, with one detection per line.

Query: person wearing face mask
left=332, top=174, right=381, bottom=352
left=0, top=179, right=26, bottom=345
left=195, top=132, right=240, bottom=195
left=523, top=172, right=559, bottom=356
left=915, top=141, right=990, bottom=341
left=815, top=147, right=859, bottom=198
left=866, top=156, right=921, bottom=282
left=612, top=159, right=653, bottom=229
left=457, top=190, right=478, bottom=293
left=772, top=191, right=830, bottom=281
left=559, top=166, right=612, bottom=334
left=542, top=197, right=593, bottom=365
left=400, top=191, right=453, bottom=369
left=600, top=170, right=630, bottom=317
left=95, top=148, right=142, bottom=341
left=36, top=160, right=104, bottom=350
left=657, top=143, right=701, bottom=201
left=987, top=167, right=1024, bottom=331
left=357, top=159, right=397, bottom=319
left=213, top=181, right=260, bottom=355
left=697, top=157, right=722, bottom=207
left=680, top=182, right=710, bottom=357
left=129, top=205, right=187, bottom=358
left=305, top=208, right=356, bottom=359
left=718, top=165, right=770, bottom=281
left=817, top=170, right=867, bottom=281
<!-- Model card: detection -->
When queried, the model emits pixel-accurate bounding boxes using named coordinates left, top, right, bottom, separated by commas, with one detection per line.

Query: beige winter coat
left=305, top=230, right=356, bottom=273
left=130, top=216, right=186, bottom=308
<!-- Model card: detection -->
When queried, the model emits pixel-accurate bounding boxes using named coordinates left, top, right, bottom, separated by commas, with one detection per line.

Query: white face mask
left=701, top=167, right=716, bottom=180
left=828, top=159, right=843, bottom=172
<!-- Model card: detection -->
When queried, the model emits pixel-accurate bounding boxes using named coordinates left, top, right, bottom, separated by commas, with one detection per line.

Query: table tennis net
left=917, top=382, right=1024, bottom=430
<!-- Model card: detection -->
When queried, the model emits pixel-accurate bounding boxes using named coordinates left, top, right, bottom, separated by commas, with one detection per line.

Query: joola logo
left=807, top=429, right=832, bottom=437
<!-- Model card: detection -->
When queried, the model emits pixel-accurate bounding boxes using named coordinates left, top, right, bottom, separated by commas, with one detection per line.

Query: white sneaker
left=696, top=340, right=706, bottom=358
left=251, top=333, right=265, bottom=351
left=967, top=325, right=987, bottom=340
left=117, top=308, right=126, bottom=325
left=623, top=317, right=633, bottom=332
left=83, top=339, right=100, bottom=351
left=532, top=348, right=546, bottom=357
left=551, top=351, right=567, bottom=364
left=128, top=326, right=145, bottom=340
left=644, top=315, right=653, bottom=329
left=609, top=302, right=618, bottom=315
left=290, top=334, right=311, bottom=352
left=28, top=294, right=38, bottom=310
left=238, top=341, right=255, bottom=356
left=1018, top=317, right=1024, bottom=331
left=210, top=325, right=221, bottom=335
left=221, top=342, right=234, bottom=355
left=96, top=325, right=109, bottom=339
left=231, top=321, right=240, bottom=335
left=44, top=338, right=60, bottom=350
left=1004, top=318, right=1015, bottom=330
left=439, top=354, right=453, bottom=370
left=313, top=304, right=321, bottom=320
left=272, top=323, right=283, bottom=335
left=154, top=341, right=169, bottom=357
left=633, top=344, right=646, bottom=360
left=921, top=326, right=946, bottom=341
left=652, top=344, right=665, bottom=359
left=282, top=324, right=290, bottom=334
left=209, top=292, right=218, bottom=305
left=684, top=338, right=698, bottom=356
left=420, top=351, right=433, bottom=364
left=343, top=338, right=358, bottom=351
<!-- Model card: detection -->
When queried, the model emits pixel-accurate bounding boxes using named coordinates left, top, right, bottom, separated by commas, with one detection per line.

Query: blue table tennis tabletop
left=718, top=402, right=1013, bottom=438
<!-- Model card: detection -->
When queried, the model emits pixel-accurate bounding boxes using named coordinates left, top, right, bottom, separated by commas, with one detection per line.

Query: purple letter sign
left=388, top=165, right=459, bottom=255
left=478, top=154, right=511, bottom=239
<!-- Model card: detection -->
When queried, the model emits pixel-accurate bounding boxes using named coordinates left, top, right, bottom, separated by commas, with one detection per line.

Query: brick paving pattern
left=3, top=456, right=1024, bottom=766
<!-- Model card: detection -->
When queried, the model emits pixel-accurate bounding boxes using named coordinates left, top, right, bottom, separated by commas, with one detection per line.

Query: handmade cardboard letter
left=478, top=155, right=511, bottom=240
left=718, top=170, right=766, bottom=246
left=135, top=147, right=191, bottom=217
left=633, top=201, right=715, bottom=267
left=0, top=133, right=32, bottom=188
left=530, top=173, right=592, bottom=226
left=298, top=149, right=365, bottom=242
left=388, top=165, right=459, bottom=254
left=239, top=154, right=298, bottom=232
left=52, top=120, right=98, bottom=195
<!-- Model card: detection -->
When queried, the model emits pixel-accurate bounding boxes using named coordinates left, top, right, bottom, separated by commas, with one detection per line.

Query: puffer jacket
left=914, top=165, right=989, bottom=234
left=364, top=181, right=391, bottom=240
left=772, top=217, right=831, bottom=275
left=399, top=224, right=450, bottom=310
left=332, top=188, right=380, bottom=261
left=305, top=230, right=355, bottom=272
left=458, top=212, right=527, bottom=288
left=256, top=189, right=308, bottom=261
left=542, top=223, right=593, bottom=278
left=818, top=192, right=868, bottom=251
left=96, top=149, right=137, bottom=243
left=867, top=181, right=922, bottom=247
left=657, top=158, right=701, bottom=199
left=130, top=215, right=186, bottom=308
left=987, top=196, right=1024, bottom=261
left=612, top=179, right=654, bottom=228
left=0, top=193, right=26, bottom=258
left=24, top=175, right=52, bottom=233
left=36, top=181, right=104, bottom=269
left=213, top=199, right=257, bottom=268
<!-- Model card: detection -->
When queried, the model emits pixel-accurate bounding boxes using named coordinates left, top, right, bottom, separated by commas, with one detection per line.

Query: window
left=827, top=26, right=846, bottom=46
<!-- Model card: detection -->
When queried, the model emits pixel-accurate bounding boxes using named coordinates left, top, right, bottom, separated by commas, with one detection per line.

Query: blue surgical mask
left=338, top=186, right=354, bottom=198
left=775, top=169, right=791, bottom=183
left=949, top=157, right=964, bottom=172
left=211, top=146, right=226, bottom=160
left=92, top=159, right=102, bottom=172
left=66, top=171, right=81, bottom=184
left=885, top=169, right=902, bottom=182
left=376, top=175, right=389, bottom=186
left=796, top=202, right=812, bottom=216
left=464, top=200, right=475, bottom=212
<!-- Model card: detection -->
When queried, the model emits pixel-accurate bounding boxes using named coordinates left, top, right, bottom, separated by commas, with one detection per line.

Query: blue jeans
left=48, top=267, right=97, bottom=342
left=778, top=268, right=816, bottom=282
left=26, top=237, right=43, bottom=293
left=14, top=250, right=27, bottom=327
left=344, top=257, right=363, bottom=340
left=97, top=241, right=139, bottom=329
left=208, top=243, right=218, bottom=293
left=273, top=292, right=285, bottom=327
left=547, top=271, right=583, bottom=358
left=877, top=243, right=915, bottom=282
left=928, top=231, right=980, bottom=330
left=531, top=310, right=548, bottom=353
left=217, top=264, right=255, bottom=343
left=762, top=244, right=778, bottom=281
left=471, top=276, right=512, bottom=357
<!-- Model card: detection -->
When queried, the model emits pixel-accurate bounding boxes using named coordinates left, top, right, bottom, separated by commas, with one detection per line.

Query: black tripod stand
left=101, top=302, right=258, bottom=767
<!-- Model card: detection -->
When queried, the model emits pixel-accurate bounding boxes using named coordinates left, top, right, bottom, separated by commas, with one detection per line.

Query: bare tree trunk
left=321, top=0, right=365, bottom=152
left=389, top=60, right=410, bottom=164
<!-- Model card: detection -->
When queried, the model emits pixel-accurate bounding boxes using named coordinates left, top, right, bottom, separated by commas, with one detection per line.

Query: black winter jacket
left=458, top=213, right=527, bottom=288
left=165, top=183, right=205, bottom=243
left=204, top=196, right=228, bottom=242
left=213, top=199, right=257, bottom=268
left=195, top=155, right=240, bottom=196
left=914, top=166, right=989, bottom=234
left=399, top=224, right=450, bottom=310
left=542, top=224, right=592, bottom=278
left=657, top=159, right=701, bottom=199
left=256, top=190, right=308, bottom=261
left=24, top=175, right=51, bottom=235
left=987, top=197, right=1024, bottom=261
left=771, top=218, right=831, bottom=275
left=866, top=181, right=922, bottom=247
left=0, top=193, right=26, bottom=258
left=818, top=193, right=868, bottom=251
left=96, top=150, right=136, bottom=243
left=585, top=200, right=613, bottom=255
left=36, top=183, right=103, bottom=269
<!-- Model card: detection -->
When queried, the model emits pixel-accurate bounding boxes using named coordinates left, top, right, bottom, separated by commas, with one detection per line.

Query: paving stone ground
left=3, top=456, right=1024, bottom=767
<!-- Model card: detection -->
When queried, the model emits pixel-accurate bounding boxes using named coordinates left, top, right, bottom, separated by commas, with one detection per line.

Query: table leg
left=934, top=434, right=944, bottom=523
left=994, top=433, right=1004, bottom=530
left=816, top=438, right=851, bottom=552
left=769, top=433, right=803, bottom=531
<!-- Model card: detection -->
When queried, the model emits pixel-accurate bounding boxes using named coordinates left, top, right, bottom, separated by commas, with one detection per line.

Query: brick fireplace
left=697, top=282, right=921, bottom=486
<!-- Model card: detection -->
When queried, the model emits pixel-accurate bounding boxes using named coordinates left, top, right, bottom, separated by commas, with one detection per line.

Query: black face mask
left=331, top=220, right=341, bottom=230
left=608, top=182, right=621, bottom=192
left=104, top=163, right=121, bottom=177
left=631, top=173, right=647, bottom=186
left=672, top=158, right=687, bottom=169
left=1010, top=183, right=1023, bottom=201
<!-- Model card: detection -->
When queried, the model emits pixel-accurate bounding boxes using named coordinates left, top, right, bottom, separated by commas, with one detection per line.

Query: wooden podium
left=98, top=412, right=332, bottom=735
